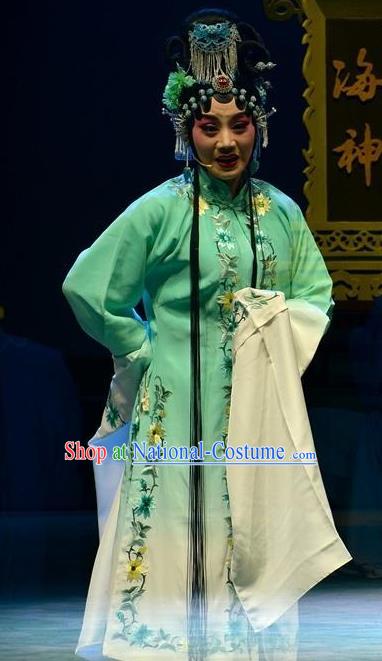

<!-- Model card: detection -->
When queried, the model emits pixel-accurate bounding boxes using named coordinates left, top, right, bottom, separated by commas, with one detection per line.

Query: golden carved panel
left=313, top=229, right=382, bottom=254
left=329, top=265, right=382, bottom=300
left=301, top=0, right=382, bottom=300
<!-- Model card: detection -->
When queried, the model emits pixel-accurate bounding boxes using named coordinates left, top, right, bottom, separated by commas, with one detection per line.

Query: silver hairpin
left=254, top=62, right=277, bottom=72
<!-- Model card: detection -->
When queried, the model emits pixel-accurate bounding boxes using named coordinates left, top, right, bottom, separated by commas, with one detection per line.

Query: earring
left=182, top=147, right=194, bottom=183
left=249, top=158, right=260, bottom=175
left=249, top=135, right=262, bottom=176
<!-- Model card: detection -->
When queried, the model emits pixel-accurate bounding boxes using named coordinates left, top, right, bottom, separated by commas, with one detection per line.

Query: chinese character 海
left=332, top=48, right=382, bottom=102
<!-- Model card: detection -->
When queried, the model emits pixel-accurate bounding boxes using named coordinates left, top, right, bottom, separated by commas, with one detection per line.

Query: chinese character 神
left=333, top=123, right=382, bottom=187
left=332, top=48, right=382, bottom=101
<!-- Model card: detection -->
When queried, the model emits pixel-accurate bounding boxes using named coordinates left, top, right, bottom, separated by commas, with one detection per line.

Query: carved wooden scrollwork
left=330, top=270, right=382, bottom=300
left=314, top=230, right=382, bottom=254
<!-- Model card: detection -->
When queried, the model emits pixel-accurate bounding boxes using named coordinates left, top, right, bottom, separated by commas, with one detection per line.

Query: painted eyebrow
left=196, top=113, right=249, bottom=122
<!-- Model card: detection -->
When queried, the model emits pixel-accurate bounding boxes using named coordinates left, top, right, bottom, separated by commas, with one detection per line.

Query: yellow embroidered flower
left=140, top=389, right=150, bottom=413
left=199, top=196, right=209, bottom=215
left=217, top=290, right=234, bottom=311
left=137, top=545, right=147, bottom=555
left=253, top=192, right=272, bottom=216
left=157, top=408, right=166, bottom=419
left=147, top=422, right=165, bottom=445
left=126, top=557, right=147, bottom=582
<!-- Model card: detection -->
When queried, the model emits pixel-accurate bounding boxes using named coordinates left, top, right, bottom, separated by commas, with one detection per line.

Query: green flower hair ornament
left=162, top=65, right=196, bottom=112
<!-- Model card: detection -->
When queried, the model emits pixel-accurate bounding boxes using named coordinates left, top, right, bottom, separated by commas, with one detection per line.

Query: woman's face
left=191, top=97, right=256, bottom=195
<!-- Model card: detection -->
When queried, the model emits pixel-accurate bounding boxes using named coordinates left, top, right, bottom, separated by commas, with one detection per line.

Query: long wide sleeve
left=62, top=195, right=162, bottom=538
left=286, top=202, right=334, bottom=375
left=62, top=197, right=157, bottom=360
left=227, top=287, right=352, bottom=633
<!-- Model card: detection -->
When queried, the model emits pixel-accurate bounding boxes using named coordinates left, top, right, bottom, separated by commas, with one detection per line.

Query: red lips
left=216, top=154, right=238, bottom=161
left=216, top=155, right=239, bottom=168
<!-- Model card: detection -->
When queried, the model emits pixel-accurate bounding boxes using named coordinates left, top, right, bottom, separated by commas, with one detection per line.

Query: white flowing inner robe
left=226, top=287, right=352, bottom=633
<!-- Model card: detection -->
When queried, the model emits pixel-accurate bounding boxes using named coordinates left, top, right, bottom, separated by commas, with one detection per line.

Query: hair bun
left=164, top=35, right=188, bottom=69
left=236, top=22, right=271, bottom=75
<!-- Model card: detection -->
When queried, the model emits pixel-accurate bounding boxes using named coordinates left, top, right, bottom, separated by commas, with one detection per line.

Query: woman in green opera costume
left=62, top=8, right=351, bottom=661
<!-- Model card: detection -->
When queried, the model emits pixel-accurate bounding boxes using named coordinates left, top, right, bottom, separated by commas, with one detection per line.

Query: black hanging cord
left=186, top=163, right=208, bottom=661
left=247, top=167, right=258, bottom=288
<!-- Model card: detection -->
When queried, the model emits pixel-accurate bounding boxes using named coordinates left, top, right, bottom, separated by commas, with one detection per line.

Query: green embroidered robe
left=62, top=167, right=333, bottom=660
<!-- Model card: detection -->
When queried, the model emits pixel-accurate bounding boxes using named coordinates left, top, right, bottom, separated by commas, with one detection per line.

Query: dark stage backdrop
left=4, top=0, right=305, bottom=355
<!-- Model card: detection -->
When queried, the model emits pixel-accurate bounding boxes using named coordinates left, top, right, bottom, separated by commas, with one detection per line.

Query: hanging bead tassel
left=188, top=22, right=241, bottom=82
left=183, top=150, right=193, bottom=182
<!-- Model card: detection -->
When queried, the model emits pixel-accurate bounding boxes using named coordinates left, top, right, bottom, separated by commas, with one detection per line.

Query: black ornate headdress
left=162, top=15, right=276, bottom=167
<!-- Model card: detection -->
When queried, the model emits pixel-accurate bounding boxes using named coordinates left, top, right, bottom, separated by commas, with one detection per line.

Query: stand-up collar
left=197, top=166, right=251, bottom=212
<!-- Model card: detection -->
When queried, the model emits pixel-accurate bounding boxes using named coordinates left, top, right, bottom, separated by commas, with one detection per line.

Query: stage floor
left=0, top=574, right=381, bottom=660
left=1, top=512, right=381, bottom=659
